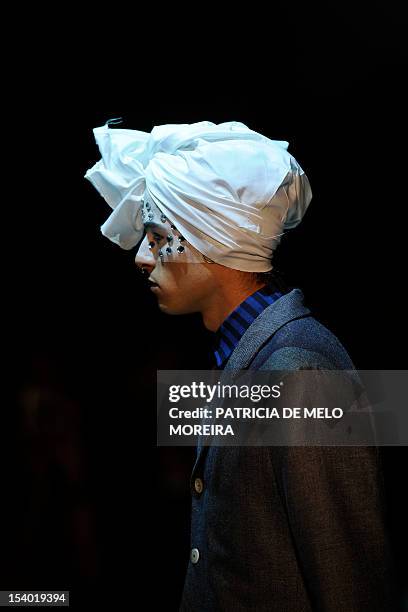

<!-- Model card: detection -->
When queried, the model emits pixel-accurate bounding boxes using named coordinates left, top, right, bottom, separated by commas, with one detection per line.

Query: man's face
left=135, top=216, right=218, bottom=316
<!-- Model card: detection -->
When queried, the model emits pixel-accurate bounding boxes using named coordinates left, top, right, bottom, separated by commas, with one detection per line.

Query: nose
left=135, top=235, right=156, bottom=275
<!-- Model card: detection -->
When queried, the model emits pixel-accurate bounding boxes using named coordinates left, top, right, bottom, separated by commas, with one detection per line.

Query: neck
left=200, top=281, right=266, bottom=332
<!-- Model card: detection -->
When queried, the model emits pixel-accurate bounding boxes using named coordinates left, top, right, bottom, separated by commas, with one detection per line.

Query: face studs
left=144, top=215, right=189, bottom=261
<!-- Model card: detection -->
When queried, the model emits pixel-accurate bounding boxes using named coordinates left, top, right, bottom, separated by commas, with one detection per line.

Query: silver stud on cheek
left=178, top=236, right=185, bottom=242
left=158, top=249, right=164, bottom=258
left=177, top=245, right=185, bottom=253
left=166, top=234, right=173, bottom=243
left=148, top=241, right=155, bottom=249
left=161, top=214, right=167, bottom=223
left=166, top=246, right=172, bottom=254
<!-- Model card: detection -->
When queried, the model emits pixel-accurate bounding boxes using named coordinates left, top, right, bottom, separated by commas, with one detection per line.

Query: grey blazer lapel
left=224, top=288, right=311, bottom=370
left=191, top=289, right=311, bottom=474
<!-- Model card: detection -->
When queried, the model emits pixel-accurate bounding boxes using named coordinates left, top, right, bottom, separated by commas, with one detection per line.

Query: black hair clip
left=105, top=117, right=124, bottom=127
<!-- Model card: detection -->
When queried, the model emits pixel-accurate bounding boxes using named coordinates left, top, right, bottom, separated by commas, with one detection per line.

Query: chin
left=157, top=300, right=194, bottom=316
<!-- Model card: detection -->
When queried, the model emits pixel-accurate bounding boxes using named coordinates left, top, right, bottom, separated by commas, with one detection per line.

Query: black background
left=4, top=5, right=407, bottom=610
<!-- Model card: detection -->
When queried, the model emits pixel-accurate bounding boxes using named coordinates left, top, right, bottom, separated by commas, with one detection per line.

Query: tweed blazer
left=180, top=289, right=395, bottom=611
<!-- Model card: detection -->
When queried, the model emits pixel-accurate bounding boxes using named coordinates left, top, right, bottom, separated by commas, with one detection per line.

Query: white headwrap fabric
left=84, top=120, right=312, bottom=272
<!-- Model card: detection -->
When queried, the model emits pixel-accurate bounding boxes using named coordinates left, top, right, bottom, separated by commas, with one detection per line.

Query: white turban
left=84, top=120, right=312, bottom=272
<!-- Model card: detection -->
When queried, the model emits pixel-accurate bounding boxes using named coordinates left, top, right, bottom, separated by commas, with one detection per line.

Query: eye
left=153, top=232, right=164, bottom=243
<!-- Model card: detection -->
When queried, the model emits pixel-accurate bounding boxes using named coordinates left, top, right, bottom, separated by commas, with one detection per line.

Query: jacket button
left=190, top=548, right=200, bottom=564
left=194, top=477, right=204, bottom=494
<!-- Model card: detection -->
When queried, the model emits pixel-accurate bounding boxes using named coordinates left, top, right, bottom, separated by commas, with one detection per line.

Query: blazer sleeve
left=270, top=443, right=396, bottom=611
left=258, top=334, right=397, bottom=609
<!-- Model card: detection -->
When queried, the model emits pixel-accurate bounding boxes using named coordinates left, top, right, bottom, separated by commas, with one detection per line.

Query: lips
left=148, top=279, right=159, bottom=288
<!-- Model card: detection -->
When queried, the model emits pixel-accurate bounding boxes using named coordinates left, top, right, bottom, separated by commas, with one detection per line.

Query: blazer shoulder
left=251, top=314, right=356, bottom=370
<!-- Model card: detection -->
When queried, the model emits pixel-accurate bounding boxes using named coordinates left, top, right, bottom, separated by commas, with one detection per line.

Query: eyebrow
left=143, top=222, right=161, bottom=230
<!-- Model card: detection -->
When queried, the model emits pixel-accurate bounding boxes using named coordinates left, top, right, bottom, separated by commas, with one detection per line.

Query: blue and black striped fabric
left=211, top=285, right=284, bottom=369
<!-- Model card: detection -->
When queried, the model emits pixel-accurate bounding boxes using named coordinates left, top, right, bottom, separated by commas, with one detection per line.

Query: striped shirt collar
left=210, top=284, right=284, bottom=369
